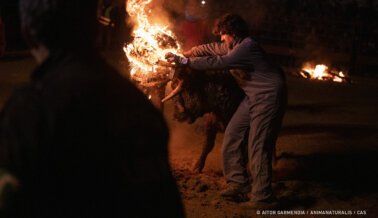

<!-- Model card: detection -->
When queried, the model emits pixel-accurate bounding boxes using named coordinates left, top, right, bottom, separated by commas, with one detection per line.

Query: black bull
left=163, top=67, right=246, bottom=173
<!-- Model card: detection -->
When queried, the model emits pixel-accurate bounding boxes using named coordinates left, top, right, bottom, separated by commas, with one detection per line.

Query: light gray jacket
left=187, top=37, right=285, bottom=88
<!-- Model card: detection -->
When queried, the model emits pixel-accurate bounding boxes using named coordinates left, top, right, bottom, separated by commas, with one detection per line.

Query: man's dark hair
left=19, top=0, right=98, bottom=50
left=212, top=13, right=249, bottom=38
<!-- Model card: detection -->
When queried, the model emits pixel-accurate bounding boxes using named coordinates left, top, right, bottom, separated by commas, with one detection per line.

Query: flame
left=124, top=0, right=180, bottom=76
left=301, top=63, right=346, bottom=83
left=333, top=72, right=344, bottom=83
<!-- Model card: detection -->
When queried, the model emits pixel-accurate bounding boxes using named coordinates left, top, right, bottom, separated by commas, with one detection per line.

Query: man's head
left=19, top=0, right=98, bottom=52
left=212, top=13, right=249, bottom=47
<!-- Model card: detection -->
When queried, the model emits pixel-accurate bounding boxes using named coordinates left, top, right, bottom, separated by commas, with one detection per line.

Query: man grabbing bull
left=166, top=13, right=287, bottom=209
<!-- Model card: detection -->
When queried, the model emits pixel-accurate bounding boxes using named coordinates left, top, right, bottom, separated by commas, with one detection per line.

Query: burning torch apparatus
left=128, top=60, right=177, bottom=111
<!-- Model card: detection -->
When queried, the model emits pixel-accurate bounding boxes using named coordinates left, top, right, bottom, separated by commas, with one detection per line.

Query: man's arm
left=0, top=86, right=43, bottom=176
left=0, top=86, right=45, bottom=211
left=187, top=42, right=229, bottom=57
left=188, top=38, right=253, bottom=71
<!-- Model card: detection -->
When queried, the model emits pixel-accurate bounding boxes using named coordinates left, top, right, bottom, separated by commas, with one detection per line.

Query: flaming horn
left=123, top=0, right=182, bottom=109
left=124, top=0, right=180, bottom=79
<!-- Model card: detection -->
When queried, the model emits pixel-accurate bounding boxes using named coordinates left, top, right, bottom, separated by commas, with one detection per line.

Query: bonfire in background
left=300, top=62, right=349, bottom=83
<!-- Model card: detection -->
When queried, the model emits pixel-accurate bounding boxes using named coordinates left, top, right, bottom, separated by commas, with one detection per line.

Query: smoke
left=163, top=0, right=186, bottom=16
left=169, top=0, right=264, bottom=32
left=210, top=0, right=268, bottom=29
left=145, top=0, right=174, bottom=28
left=126, top=0, right=272, bottom=38
left=125, top=0, right=181, bottom=31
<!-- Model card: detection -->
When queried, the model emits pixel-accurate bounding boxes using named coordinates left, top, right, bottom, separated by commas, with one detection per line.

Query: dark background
left=0, top=1, right=377, bottom=216
left=0, top=0, right=25, bottom=50
left=1, top=0, right=377, bottom=76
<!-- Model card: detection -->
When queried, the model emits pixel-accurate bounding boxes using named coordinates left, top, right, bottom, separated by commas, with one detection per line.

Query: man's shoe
left=220, top=185, right=251, bottom=198
left=240, top=197, right=279, bottom=210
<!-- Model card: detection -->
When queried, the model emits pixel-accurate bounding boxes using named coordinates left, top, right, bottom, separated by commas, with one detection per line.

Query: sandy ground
left=1, top=54, right=377, bottom=217
left=164, top=67, right=378, bottom=217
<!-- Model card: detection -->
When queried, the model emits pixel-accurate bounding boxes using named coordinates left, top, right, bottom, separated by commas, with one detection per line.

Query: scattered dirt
left=165, top=75, right=378, bottom=217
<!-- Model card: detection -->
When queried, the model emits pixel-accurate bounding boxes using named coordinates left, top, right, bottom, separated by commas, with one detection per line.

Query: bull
left=162, top=67, right=246, bottom=173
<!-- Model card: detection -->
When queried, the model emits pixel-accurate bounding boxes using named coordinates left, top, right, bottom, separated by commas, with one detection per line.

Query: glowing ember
left=124, top=0, right=180, bottom=78
left=301, top=63, right=346, bottom=83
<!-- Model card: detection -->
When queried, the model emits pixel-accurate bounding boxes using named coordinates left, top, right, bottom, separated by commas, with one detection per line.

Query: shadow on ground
left=272, top=150, right=378, bottom=210
left=275, top=151, right=378, bottom=193
left=280, top=124, right=377, bottom=140
left=287, top=104, right=337, bottom=113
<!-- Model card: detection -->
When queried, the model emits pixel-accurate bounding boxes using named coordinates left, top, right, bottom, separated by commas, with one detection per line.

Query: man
left=0, top=0, right=184, bottom=217
left=166, top=13, right=287, bottom=208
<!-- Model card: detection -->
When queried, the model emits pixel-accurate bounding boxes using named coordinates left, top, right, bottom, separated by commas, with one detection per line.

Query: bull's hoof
left=192, top=161, right=205, bottom=173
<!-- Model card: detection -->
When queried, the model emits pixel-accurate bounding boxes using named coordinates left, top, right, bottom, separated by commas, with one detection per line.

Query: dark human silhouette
left=0, top=0, right=184, bottom=217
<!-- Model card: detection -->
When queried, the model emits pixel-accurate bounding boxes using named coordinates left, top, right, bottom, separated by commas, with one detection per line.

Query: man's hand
left=165, top=52, right=188, bottom=65
left=182, top=50, right=192, bottom=57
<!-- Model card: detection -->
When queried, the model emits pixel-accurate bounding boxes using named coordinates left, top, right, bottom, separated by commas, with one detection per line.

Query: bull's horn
left=161, top=80, right=183, bottom=103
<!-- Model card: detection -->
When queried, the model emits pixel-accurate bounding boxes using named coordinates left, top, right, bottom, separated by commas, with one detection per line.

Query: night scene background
left=1, top=0, right=377, bottom=217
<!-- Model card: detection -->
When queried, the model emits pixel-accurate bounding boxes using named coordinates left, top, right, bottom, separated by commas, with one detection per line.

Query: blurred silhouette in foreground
left=0, top=0, right=184, bottom=217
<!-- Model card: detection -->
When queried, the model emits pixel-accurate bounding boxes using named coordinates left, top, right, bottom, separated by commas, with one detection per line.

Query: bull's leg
left=193, top=113, right=222, bottom=173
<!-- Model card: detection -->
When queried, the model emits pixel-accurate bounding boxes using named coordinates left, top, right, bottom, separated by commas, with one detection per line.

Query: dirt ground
left=1, top=53, right=378, bottom=217
left=164, top=70, right=378, bottom=217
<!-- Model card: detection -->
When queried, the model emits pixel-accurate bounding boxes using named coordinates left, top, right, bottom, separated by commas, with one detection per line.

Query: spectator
left=0, top=0, right=184, bottom=217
